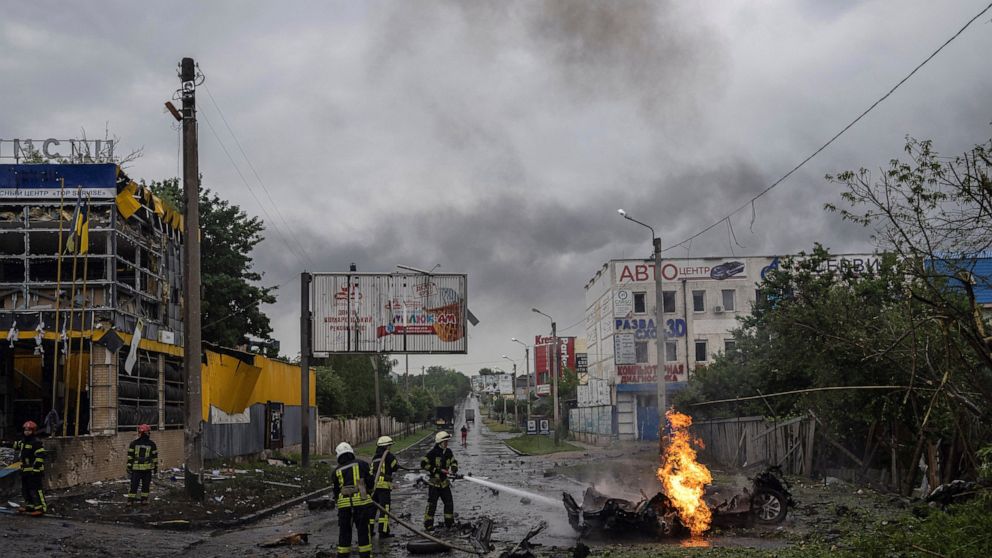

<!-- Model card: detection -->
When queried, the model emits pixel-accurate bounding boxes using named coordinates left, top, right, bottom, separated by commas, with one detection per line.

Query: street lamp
left=531, top=307, right=560, bottom=444
left=511, top=337, right=531, bottom=425
left=617, top=208, right=668, bottom=436
left=502, top=354, right=518, bottom=427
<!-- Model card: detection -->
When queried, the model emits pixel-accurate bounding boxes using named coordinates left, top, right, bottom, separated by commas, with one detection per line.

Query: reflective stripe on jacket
left=127, top=436, right=159, bottom=472
left=334, top=461, right=373, bottom=508
left=14, top=437, right=45, bottom=474
left=372, top=450, right=399, bottom=491
left=420, top=444, right=458, bottom=488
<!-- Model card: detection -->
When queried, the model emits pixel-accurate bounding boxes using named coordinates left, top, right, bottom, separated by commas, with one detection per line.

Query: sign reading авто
left=311, top=273, right=468, bottom=355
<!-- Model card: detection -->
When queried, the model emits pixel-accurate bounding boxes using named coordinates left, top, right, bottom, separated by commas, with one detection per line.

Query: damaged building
left=0, top=163, right=313, bottom=488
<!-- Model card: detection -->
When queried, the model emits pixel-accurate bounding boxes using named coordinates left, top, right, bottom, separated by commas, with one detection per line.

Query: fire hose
left=369, top=500, right=482, bottom=555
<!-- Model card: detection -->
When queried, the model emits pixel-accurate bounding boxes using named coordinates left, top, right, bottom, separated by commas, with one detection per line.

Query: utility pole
left=511, top=362, right=518, bottom=427
left=619, top=209, right=668, bottom=438
left=552, top=321, right=560, bottom=445
left=652, top=236, right=667, bottom=432
left=180, top=57, right=204, bottom=500
left=371, top=356, right=382, bottom=437
left=300, top=272, right=311, bottom=467
left=524, top=346, right=531, bottom=425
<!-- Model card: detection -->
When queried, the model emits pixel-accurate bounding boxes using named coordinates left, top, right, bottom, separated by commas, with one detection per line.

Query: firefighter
left=460, top=424, right=468, bottom=446
left=332, top=442, right=374, bottom=558
left=369, top=435, right=399, bottom=538
left=421, top=430, right=458, bottom=530
left=126, top=424, right=158, bottom=503
left=0, top=421, right=47, bottom=515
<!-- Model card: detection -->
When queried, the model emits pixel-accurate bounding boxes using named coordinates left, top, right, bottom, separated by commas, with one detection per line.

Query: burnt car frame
left=563, top=466, right=795, bottom=537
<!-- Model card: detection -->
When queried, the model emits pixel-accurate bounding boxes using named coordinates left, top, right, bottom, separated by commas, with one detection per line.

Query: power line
left=664, top=1, right=992, bottom=254
left=202, top=84, right=316, bottom=268
left=198, top=106, right=313, bottom=269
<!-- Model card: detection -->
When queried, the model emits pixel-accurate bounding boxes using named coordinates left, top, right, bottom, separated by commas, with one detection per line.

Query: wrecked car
left=562, top=466, right=795, bottom=537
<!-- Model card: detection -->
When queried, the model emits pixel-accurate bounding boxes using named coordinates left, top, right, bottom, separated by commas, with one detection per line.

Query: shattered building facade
left=0, top=163, right=314, bottom=487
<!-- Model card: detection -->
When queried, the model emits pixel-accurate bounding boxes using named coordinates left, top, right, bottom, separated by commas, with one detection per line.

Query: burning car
left=562, top=465, right=795, bottom=537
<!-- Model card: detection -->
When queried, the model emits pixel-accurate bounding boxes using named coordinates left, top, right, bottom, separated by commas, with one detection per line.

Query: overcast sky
left=3, top=1, right=991, bottom=375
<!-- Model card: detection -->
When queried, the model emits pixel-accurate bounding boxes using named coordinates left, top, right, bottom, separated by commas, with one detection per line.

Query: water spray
left=460, top=475, right=562, bottom=509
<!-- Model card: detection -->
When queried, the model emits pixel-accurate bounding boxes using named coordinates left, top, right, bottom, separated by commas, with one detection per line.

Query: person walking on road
left=460, top=424, right=468, bottom=447
left=126, top=423, right=158, bottom=504
left=332, top=442, right=374, bottom=558
left=421, top=431, right=458, bottom=531
left=1, top=420, right=47, bottom=515
left=369, top=436, right=399, bottom=539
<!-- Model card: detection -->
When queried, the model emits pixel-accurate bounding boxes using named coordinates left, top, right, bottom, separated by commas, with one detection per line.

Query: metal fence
left=569, top=405, right=613, bottom=436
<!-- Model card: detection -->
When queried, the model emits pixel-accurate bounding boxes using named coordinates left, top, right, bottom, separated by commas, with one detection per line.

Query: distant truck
left=465, top=409, right=475, bottom=424
left=434, top=406, right=455, bottom=430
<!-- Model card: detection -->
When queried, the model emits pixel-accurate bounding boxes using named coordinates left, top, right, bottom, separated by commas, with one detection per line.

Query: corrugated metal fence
left=691, top=415, right=816, bottom=476
left=316, top=416, right=423, bottom=456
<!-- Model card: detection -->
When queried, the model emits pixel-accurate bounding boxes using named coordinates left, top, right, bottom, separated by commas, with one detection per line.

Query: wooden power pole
left=180, top=57, right=204, bottom=500
left=300, top=272, right=311, bottom=467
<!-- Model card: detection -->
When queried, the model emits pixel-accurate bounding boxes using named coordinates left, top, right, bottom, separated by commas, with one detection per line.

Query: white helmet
left=377, top=436, right=394, bottom=447
left=335, top=442, right=354, bottom=457
left=435, top=431, right=451, bottom=444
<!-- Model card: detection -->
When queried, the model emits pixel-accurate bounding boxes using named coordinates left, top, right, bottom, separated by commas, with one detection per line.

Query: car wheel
left=752, top=488, right=787, bottom=524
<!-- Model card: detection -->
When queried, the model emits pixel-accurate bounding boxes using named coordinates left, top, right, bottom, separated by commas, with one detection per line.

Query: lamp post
left=617, top=208, right=668, bottom=435
left=511, top=337, right=531, bottom=426
left=532, top=308, right=560, bottom=444
left=502, top=355, right=518, bottom=428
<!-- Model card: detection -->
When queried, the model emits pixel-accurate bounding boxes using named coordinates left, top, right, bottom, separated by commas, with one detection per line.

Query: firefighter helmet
left=435, top=431, right=451, bottom=444
left=377, top=436, right=394, bottom=447
left=335, top=442, right=354, bottom=457
left=137, top=424, right=151, bottom=434
left=22, top=420, right=37, bottom=431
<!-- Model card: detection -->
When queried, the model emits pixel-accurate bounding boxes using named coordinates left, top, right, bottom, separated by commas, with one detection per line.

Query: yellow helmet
left=377, top=436, right=394, bottom=447
left=435, top=431, right=451, bottom=444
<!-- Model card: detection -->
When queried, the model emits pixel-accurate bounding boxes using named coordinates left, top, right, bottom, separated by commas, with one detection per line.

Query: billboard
left=533, top=336, right=576, bottom=385
left=497, top=373, right=514, bottom=395
left=310, top=272, right=468, bottom=355
left=0, top=163, right=119, bottom=198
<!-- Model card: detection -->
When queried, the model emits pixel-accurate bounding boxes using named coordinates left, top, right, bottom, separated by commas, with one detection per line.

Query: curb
left=205, top=430, right=437, bottom=532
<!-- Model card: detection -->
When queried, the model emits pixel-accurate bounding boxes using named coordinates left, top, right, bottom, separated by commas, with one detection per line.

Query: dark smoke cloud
left=2, top=1, right=990, bottom=368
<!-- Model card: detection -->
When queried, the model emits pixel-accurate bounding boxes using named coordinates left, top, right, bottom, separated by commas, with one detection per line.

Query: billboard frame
left=306, top=271, right=469, bottom=357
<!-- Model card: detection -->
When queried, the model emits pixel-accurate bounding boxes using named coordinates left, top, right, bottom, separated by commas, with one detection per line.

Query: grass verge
left=504, top=434, right=580, bottom=455
left=484, top=418, right=521, bottom=433
left=354, top=426, right=433, bottom=458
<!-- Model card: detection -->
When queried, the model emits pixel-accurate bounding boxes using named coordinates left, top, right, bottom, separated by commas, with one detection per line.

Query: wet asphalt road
left=0, top=396, right=585, bottom=557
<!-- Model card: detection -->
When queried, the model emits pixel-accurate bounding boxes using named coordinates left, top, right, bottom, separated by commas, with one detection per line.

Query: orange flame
left=657, top=409, right=713, bottom=536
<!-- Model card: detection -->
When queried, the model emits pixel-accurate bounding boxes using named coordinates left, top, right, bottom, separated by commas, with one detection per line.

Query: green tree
left=315, top=366, right=346, bottom=416
left=409, top=387, right=437, bottom=423
left=150, top=179, right=277, bottom=349
left=314, top=355, right=396, bottom=417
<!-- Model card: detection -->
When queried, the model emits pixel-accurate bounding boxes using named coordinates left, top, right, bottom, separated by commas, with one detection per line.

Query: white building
left=578, top=253, right=880, bottom=442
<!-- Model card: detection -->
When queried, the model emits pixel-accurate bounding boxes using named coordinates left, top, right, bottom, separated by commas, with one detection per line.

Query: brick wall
left=44, top=430, right=184, bottom=489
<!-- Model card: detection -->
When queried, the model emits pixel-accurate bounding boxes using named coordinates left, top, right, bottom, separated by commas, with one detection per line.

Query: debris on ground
left=926, top=480, right=980, bottom=507
left=0, top=447, right=17, bottom=467
left=306, top=496, right=334, bottom=511
left=500, top=521, right=547, bottom=558
left=259, top=532, right=309, bottom=547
